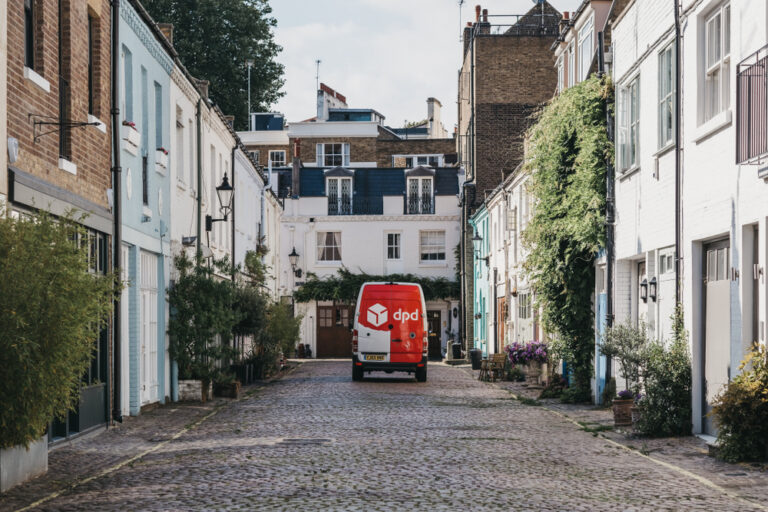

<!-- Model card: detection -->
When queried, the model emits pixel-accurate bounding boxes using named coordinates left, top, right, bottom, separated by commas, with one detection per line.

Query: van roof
left=362, top=282, right=422, bottom=287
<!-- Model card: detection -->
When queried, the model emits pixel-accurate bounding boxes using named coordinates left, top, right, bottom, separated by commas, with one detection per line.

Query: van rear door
left=356, top=285, right=396, bottom=361
left=388, top=297, right=424, bottom=364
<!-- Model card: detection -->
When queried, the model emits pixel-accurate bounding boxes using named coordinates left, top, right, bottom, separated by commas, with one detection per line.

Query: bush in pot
left=0, top=212, right=116, bottom=449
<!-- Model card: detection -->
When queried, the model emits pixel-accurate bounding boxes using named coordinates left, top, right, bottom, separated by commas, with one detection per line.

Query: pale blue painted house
left=470, top=205, right=490, bottom=357
left=118, top=0, right=174, bottom=416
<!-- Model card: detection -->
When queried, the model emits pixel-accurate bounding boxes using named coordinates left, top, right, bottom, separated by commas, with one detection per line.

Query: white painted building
left=611, top=0, right=768, bottom=435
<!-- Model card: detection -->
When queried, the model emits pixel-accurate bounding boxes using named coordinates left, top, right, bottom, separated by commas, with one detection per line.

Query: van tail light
left=422, top=334, right=428, bottom=356
left=352, top=329, right=358, bottom=353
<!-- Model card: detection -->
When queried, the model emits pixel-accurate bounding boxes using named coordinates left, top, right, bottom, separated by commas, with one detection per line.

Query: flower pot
left=612, top=398, right=634, bottom=427
left=524, top=362, right=542, bottom=386
left=631, top=405, right=642, bottom=427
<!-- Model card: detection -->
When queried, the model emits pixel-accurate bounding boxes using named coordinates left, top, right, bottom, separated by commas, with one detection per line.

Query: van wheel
left=352, top=365, right=363, bottom=381
left=415, top=367, right=427, bottom=382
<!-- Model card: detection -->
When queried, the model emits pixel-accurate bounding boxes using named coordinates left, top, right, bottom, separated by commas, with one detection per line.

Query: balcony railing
left=406, top=193, right=434, bottom=215
left=327, top=195, right=382, bottom=216
left=737, top=43, right=768, bottom=165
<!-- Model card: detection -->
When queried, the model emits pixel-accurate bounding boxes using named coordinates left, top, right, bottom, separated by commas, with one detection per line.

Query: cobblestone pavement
left=3, top=361, right=768, bottom=511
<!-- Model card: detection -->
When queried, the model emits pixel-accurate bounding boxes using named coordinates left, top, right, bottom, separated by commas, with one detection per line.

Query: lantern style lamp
left=640, top=278, right=649, bottom=303
left=649, top=277, right=657, bottom=302
left=289, top=247, right=302, bottom=277
left=205, top=173, right=234, bottom=231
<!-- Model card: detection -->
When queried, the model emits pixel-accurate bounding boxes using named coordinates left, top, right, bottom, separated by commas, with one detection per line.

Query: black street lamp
left=472, top=231, right=489, bottom=266
left=289, top=247, right=302, bottom=278
left=205, top=173, right=234, bottom=231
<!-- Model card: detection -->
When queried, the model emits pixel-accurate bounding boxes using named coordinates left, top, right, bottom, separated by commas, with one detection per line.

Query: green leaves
left=0, top=212, right=116, bottom=448
left=522, top=76, right=613, bottom=395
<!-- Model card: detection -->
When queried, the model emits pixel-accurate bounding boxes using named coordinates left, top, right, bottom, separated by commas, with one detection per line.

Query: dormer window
left=317, top=143, right=350, bottom=167
left=325, top=167, right=354, bottom=215
left=405, top=166, right=435, bottom=215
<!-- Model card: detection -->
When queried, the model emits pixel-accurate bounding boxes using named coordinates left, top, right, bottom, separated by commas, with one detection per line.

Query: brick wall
left=291, top=137, right=378, bottom=165
left=7, top=0, right=112, bottom=209
left=375, top=138, right=456, bottom=167
left=243, top=144, right=291, bottom=168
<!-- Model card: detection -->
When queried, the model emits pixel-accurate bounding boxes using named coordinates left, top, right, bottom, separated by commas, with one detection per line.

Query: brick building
left=7, top=0, right=114, bottom=440
left=457, top=2, right=560, bottom=350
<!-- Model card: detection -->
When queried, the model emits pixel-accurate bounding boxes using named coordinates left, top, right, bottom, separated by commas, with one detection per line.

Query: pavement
left=2, top=360, right=768, bottom=511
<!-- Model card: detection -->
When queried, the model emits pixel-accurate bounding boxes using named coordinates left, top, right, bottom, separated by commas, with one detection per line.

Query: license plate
left=365, top=354, right=385, bottom=361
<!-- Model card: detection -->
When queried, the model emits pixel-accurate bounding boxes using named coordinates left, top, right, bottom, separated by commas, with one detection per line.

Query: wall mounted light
left=289, top=246, right=302, bottom=277
left=640, top=278, right=648, bottom=303
left=649, top=277, right=657, bottom=302
left=205, top=173, right=234, bottom=231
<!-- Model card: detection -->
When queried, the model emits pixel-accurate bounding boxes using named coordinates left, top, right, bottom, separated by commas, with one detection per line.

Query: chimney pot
left=563, top=11, right=569, bottom=20
left=482, top=9, right=488, bottom=23
left=475, top=5, right=481, bottom=22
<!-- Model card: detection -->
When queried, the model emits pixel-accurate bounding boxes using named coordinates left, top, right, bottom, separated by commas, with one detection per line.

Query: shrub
left=600, top=321, right=652, bottom=395
left=0, top=212, right=115, bottom=448
left=711, top=346, right=768, bottom=462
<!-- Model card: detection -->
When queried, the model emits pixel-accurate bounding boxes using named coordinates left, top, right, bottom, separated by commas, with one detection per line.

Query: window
left=269, top=150, right=286, bottom=167
left=659, top=249, right=675, bottom=274
left=703, top=3, right=730, bottom=122
left=407, top=177, right=434, bottom=214
left=140, top=68, right=148, bottom=148
left=557, top=56, right=564, bottom=93
left=578, top=16, right=594, bottom=82
left=327, top=177, right=352, bottom=215
left=175, top=113, right=184, bottom=184
left=419, top=230, right=445, bottom=262
left=188, top=120, right=194, bottom=188
left=317, top=143, right=350, bottom=166
left=619, top=77, right=640, bottom=171
left=567, top=43, right=575, bottom=88
left=518, top=292, right=531, bottom=319
left=123, top=47, right=133, bottom=122
left=154, top=83, right=162, bottom=149
left=249, top=150, right=260, bottom=163
left=87, top=16, right=95, bottom=114
left=658, top=44, right=675, bottom=147
left=142, top=155, right=149, bottom=205
left=317, top=232, right=341, bottom=262
left=24, top=0, right=35, bottom=69
left=386, top=233, right=401, bottom=260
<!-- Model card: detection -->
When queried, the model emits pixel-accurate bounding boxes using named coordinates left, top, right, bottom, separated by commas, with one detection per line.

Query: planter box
left=121, top=125, right=139, bottom=156
left=0, top=437, right=47, bottom=493
left=155, top=150, right=168, bottom=173
left=612, top=398, right=634, bottom=427
left=178, top=379, right=212, bottom=402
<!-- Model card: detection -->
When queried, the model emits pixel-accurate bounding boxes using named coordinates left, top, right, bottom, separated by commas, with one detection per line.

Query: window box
left=155, top=148, right=168, bottom=174
left=87, top=114, right=107, bottom=134
left=121, top=124, right=139, bottom=156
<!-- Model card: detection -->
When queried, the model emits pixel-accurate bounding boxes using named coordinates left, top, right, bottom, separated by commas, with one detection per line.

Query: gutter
left=674, top=0, right=682, bottom=305
left=110, top=0, right=122, bottom=423
left=196, top=98, right=202, bottom=254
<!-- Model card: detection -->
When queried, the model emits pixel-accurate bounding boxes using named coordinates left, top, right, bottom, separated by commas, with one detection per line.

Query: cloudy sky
left=270, top=0, right=583, bottom=130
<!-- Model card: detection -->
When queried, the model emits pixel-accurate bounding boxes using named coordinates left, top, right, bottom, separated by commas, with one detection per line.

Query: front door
left=496, top=297, right=506, bottom=351
left=140, top=251, right=158, bottom=405
left=427, top=310, right=441, bottom=360
left=317, top=305, right=353, bottom=357
left=703, top=239, right=731, bottom=435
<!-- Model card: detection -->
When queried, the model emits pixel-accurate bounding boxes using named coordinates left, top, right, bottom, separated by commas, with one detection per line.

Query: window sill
left=24, top=67, right=50, bottom=93
left=419, top=261, right=448, bottom=268
left=653, top=142, right=675, bottom=158
left=58, top=158, right=77, bottom=175
left=618, top=165, right=640, bottom=181
left=88, top=114, right=107, bottom=134
left=695, top=109, right=732, bottom=144
left=315, top=261, right=342, bottom=267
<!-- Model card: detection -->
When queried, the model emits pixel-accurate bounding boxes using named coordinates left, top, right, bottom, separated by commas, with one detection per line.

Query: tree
left=0, top=212, right=116, bottom=448
left=143, top=0, right=284, bottom=130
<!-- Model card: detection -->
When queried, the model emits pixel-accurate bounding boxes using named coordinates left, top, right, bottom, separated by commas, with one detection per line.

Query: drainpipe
left=110, top=0, right=122, bottom=423
left=196, top=99, right=202, bottom=255
left=598, top=31, right=614, bottom=387
left=231, top=145, right=236, bottom=279
left=674, top=0, right=682, bottom=305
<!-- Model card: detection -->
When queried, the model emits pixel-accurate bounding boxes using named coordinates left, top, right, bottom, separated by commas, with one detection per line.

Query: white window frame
left=518, top=292, right=531, bottom=320
left=316, top=231, right=342, bottom=262
left=658, top=43, right=675, bottom=148
left=567, top=43, right=575, bottom=88
left=577, top=16, right=594, bottom=82
left=326, top=176, right=353, bottom=214
left=268, top=150, right=286, bottom=167
left=175, top=114, right=185, bottom=186
left=556, top=55, right=564, bottom=93
left=659, top=248, right=675, bottom=275
left=386, top=232, right=401, bottom=260
left=407, top=177, right=434, bottom=214
left=317, top=143, right=350, bottom=167
left=703, top=3, right=730, bottom=123
left=419, top=230, right=446, bottom=263
left=619, top=76, right=640, bottom=172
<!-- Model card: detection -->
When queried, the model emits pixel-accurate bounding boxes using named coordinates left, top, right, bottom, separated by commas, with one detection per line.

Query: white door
left=140, top=251, right=159, bottom=405
left=121, top=245, right=131, bottom=416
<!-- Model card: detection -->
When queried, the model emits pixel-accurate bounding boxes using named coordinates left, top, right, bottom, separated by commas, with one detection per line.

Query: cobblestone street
left=3, top=361, right=768, bottom=511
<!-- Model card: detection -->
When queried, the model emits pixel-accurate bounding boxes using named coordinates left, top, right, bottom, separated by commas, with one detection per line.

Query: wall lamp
left=288, top=247, right=302, bottom=278
left=640, top=278, right=648, bottom=303
left=472, top=232, right=489, bottom=266
left=649, top=277, right=657, bottom=302
left=205, top=173, right=234, bottom=231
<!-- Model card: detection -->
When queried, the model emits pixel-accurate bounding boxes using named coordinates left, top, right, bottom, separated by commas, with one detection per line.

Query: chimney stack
left=157, top=23, right=173, bottom=45
left=559, top=11, right=570, bottom=33
left=482, top=8, right=488, bottom=23
left=475, top=5, right=481, bottom=23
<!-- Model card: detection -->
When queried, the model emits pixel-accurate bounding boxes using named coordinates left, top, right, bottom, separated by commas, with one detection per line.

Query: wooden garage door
left=316, top=305, right=353, bottom=358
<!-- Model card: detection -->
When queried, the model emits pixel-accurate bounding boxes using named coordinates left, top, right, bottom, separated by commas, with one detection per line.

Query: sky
left=269, top=0, right=583, bottom=130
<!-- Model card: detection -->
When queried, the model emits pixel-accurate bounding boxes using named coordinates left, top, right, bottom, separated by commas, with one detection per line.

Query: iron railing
left=736, top=43, right=768, bottom=165
left=327, top=195, right=382, bottom=216
left=406, top=193, right=435, bottom=215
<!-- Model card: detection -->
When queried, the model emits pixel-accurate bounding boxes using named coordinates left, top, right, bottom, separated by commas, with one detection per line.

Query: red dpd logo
left=393, top=309, right=419, bottom=321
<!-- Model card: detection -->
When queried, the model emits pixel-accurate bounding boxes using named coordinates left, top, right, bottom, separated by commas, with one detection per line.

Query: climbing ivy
left=294, top=268, right=459, bottom=303
left=522, top=76, right=613, bottom=398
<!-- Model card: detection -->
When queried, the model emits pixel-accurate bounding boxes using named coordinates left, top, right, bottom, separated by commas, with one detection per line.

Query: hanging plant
left=522, top=75, right=613, bottom=398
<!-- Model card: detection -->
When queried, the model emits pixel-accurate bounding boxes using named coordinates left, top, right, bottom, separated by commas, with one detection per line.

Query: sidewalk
left=0, top=366, right=298, bottom=512
left=458, top=363, right=768, bottom=509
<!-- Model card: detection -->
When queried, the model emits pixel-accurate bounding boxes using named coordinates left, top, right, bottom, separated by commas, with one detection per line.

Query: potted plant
left=121, top=120, right=140, bottom=154
left=213, top=374, right=241, bottom=399
left=613, top=389, right=635, bottom=426
left=155, top=147, right=169, bottom=172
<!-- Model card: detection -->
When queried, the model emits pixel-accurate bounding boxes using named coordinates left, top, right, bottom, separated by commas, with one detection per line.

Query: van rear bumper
left=353, top=354, right=427, bottom=373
